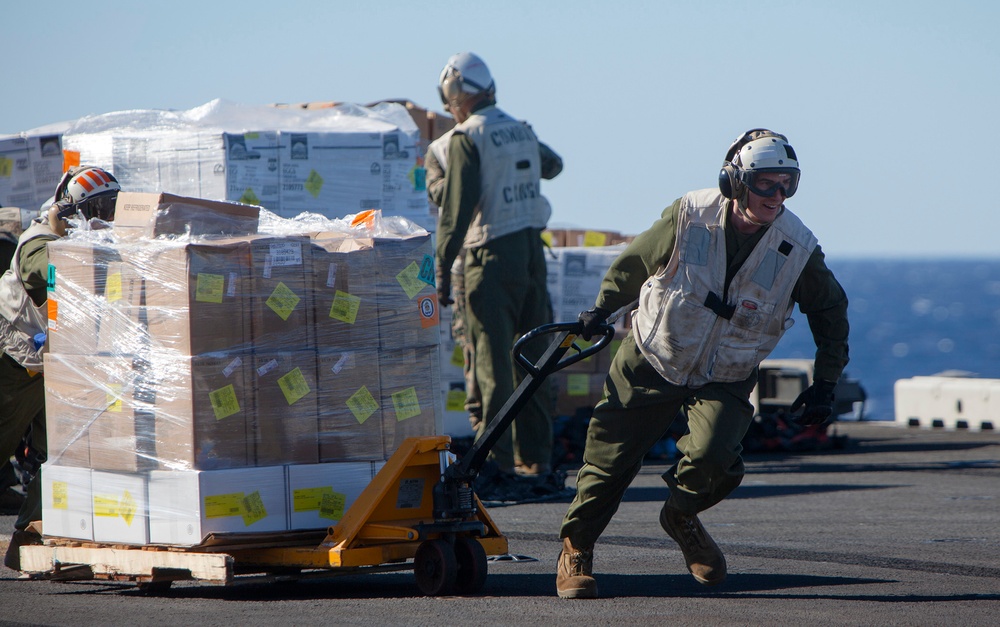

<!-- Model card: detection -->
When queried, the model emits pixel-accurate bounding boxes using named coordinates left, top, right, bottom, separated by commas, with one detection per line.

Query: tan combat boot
left=659, top=504, right=727, bottom=585
left=556, top=537, right=598, bottom=599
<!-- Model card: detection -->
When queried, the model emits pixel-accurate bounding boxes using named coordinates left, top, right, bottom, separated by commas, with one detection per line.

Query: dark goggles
left=738, top=168, right=800, bottom=198
left=56, top=192, right=118, bottom=222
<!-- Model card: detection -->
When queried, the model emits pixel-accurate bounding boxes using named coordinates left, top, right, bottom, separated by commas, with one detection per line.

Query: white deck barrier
left=894, top=376, right=999, bottom=431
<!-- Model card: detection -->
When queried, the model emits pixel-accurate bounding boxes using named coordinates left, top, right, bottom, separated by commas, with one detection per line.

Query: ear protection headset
left=718, top=128, right=786, bottom=199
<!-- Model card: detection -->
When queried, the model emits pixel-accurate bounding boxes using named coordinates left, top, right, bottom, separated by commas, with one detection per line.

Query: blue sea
left=770, top=258, right=1000, bottom=421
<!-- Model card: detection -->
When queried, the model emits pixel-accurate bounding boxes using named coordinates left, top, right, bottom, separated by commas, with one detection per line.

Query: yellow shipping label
left=105, top=383, right=123, bottom=413
left=319, top=492, right=347, bottom=521
left=450, top=344, right=464, bottom=368
left=346, top=386, right=379, bottom=424
left=446, top=389, right=466, bottom=411
left=119, top=490, right=136, bottom=526
left=242, top=491, right=267, bottom=526
left=396, top=261, right=427, bottom=299
left=392, top=387, right=422, bottom=421
left=266, top=282, right=301, bottom=321
left=278, top=367, right=311, bottom=405
left=567, top=374, right=592, bottom=396
left=51, top=481, right=68, bottom=510
left=583, top=231, right=608, bottom=247
left=0, top=156, right=12, bottom=178
left=204, top=492, right=244, bottom=519
left=293, top=486, right=333, bottom=512
left=330, top=290, right=361, bottom=324
left=93, top=495, right=119, bottom=517
left=305, top=170, right=324, bottom=198
left=209, top=384, right=240, bottom=420
left=541, top=231, right=553, bottom=247
left=195, top=273, right=225, bottom=303
left=105, top=272, right=122, bottom=302
left=239, top=187, right=260, bottom=206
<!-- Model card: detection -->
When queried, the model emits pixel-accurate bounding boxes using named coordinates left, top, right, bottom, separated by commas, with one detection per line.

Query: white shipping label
left=331, top=351, right=354, bottom=374
left=223, top=356, right=243, bottom=378
left=257, top=359, right=278, bottom=377
left=227, top=272, right=237, bottom=297
left=326, top=262, right=339, bottom=288
left=269, top=242, right=303, bottom=267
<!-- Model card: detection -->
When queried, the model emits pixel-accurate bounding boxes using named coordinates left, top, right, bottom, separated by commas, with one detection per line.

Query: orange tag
left=63, top=150, right=81, bottom=171
left=350, top=209, right=377, bottom=229
left=418, top=295, right=439, bottom=329
left=47, top=298, right=58, bottom=328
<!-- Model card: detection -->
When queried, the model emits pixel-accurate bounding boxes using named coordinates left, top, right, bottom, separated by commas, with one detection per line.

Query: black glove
left=436, top=266, right=454, bottom=307
left=790, top=379, right=837, bottom=426
left=577, top=307, right=611, bottom=341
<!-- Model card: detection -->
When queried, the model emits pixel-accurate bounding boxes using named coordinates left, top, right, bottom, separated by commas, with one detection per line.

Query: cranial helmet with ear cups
left=438, top=52, right=495, bottom=107
left=718, top=129, right=800, bottom=199
left=52, top=166, right=121, bottom=221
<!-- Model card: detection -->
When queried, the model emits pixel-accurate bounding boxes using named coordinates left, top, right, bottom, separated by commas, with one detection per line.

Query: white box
left=895, top=376, right=1000, bottom=431
left=40, top=464, right=93, bottom=541
left=91, top=470, right=149, bottom=545
left=0, top=133, right=64, bottom=210
left=286, top=462, right=374, bottom=530
left=147, top=466, right=288, bottom=545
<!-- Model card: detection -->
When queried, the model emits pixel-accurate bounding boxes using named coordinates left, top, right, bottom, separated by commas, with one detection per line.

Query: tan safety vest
left=632, top=188, right=818, bottom=388
left=0, top=220, right=58, bottom=371
left=454, top=105, right=549, bottom=248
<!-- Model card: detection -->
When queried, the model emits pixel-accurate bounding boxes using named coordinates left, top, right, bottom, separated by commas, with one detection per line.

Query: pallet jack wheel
left=453, top=536, right=488, bottom=595
left=414, top=539, right=458, bottom=596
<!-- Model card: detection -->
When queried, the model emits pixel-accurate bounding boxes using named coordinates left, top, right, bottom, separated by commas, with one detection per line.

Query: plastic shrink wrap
left=41, top=197, right=442, bottom=546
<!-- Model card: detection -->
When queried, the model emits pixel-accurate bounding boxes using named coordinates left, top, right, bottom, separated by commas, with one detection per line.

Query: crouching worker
left=2, top=166, right=120, bottom=571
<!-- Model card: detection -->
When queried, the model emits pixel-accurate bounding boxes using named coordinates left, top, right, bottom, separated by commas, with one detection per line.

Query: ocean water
left=769, top=258, right=1000, bottom=421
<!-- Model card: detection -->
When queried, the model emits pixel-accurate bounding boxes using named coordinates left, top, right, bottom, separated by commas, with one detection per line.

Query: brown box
left=317, top=349, right=384, bottom=462
left=373, top=234, right=439, bottom=350
left=147, top=350, right=254, bottom=470
left=46, top=239, right=122, bottom=355
left=309, top=235, right=379, bottom=352
left=552, top=372, right=608, bottom=418
left=252, top=350, right=319, bottom=466
left=130, top=238, right=252, bottom=355
left=43, top=353, right=149, bottom=470
left=248, top=236, right=314, bottom=351
left=113, top=192, right=259, bottom=239
left=378, top=346, right=442, bottom=458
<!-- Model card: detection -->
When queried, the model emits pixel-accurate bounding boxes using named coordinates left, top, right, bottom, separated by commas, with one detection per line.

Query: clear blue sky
left=3, top=0, right=997, bottom=258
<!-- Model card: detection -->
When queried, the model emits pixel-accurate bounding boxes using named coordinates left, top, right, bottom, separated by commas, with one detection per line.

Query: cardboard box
left=279, top=131, right=384, bottom=216
left=308, top=235, right=379, bottom=352
left=147, top=466, right=288, bottom=545
left=546, top=246, right=627, bottom=327
left=248, top=236, right=314, bottom=351
left=287, top=462, right=374, bottom=530
left=43, top=353, right=144, bottom=469
left=113, top=191, right=260, bottom=239
left=40, top=464, right=93, bottom=541
left=316, top=349, right=384, bottom=462
left=223, top=131, right=281, bottom=209
left=91, top=470, right=149, bottom=545
left=0, top=133, right=64, bottom=210
left=46, top=239, right=124, bottom=355
left=147, top=350, right=254, bottom=470
left=132, top=237, right=253, bottom=355
left=373, top=234, right=439, bottom=350
left=553, top=372, right=608, bottom=418
left=252, top=351, right=319, bottom=466
left=378, top=346, right=443, bottom=458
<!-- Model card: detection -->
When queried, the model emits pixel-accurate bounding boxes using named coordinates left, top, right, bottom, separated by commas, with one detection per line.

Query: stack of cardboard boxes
left=41, top=192, right=442, bottom=546
left=0, top=133, right=65, bottom=211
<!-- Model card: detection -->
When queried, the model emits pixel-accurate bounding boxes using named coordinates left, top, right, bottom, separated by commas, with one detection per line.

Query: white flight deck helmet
left=50, top=166, right=122, bottom=222
left=438, top=52, right=496, bottom=109
left=718, top=129, right=800, bottom=201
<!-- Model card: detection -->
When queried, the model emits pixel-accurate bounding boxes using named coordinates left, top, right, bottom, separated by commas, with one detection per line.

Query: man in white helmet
left=426, top=120, right=562, bottom=453
left=555, top=129, right=849, bottom=599
left=434, top=52, right=560, bottom=501
left=1, top=165, right=121, bottom=571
